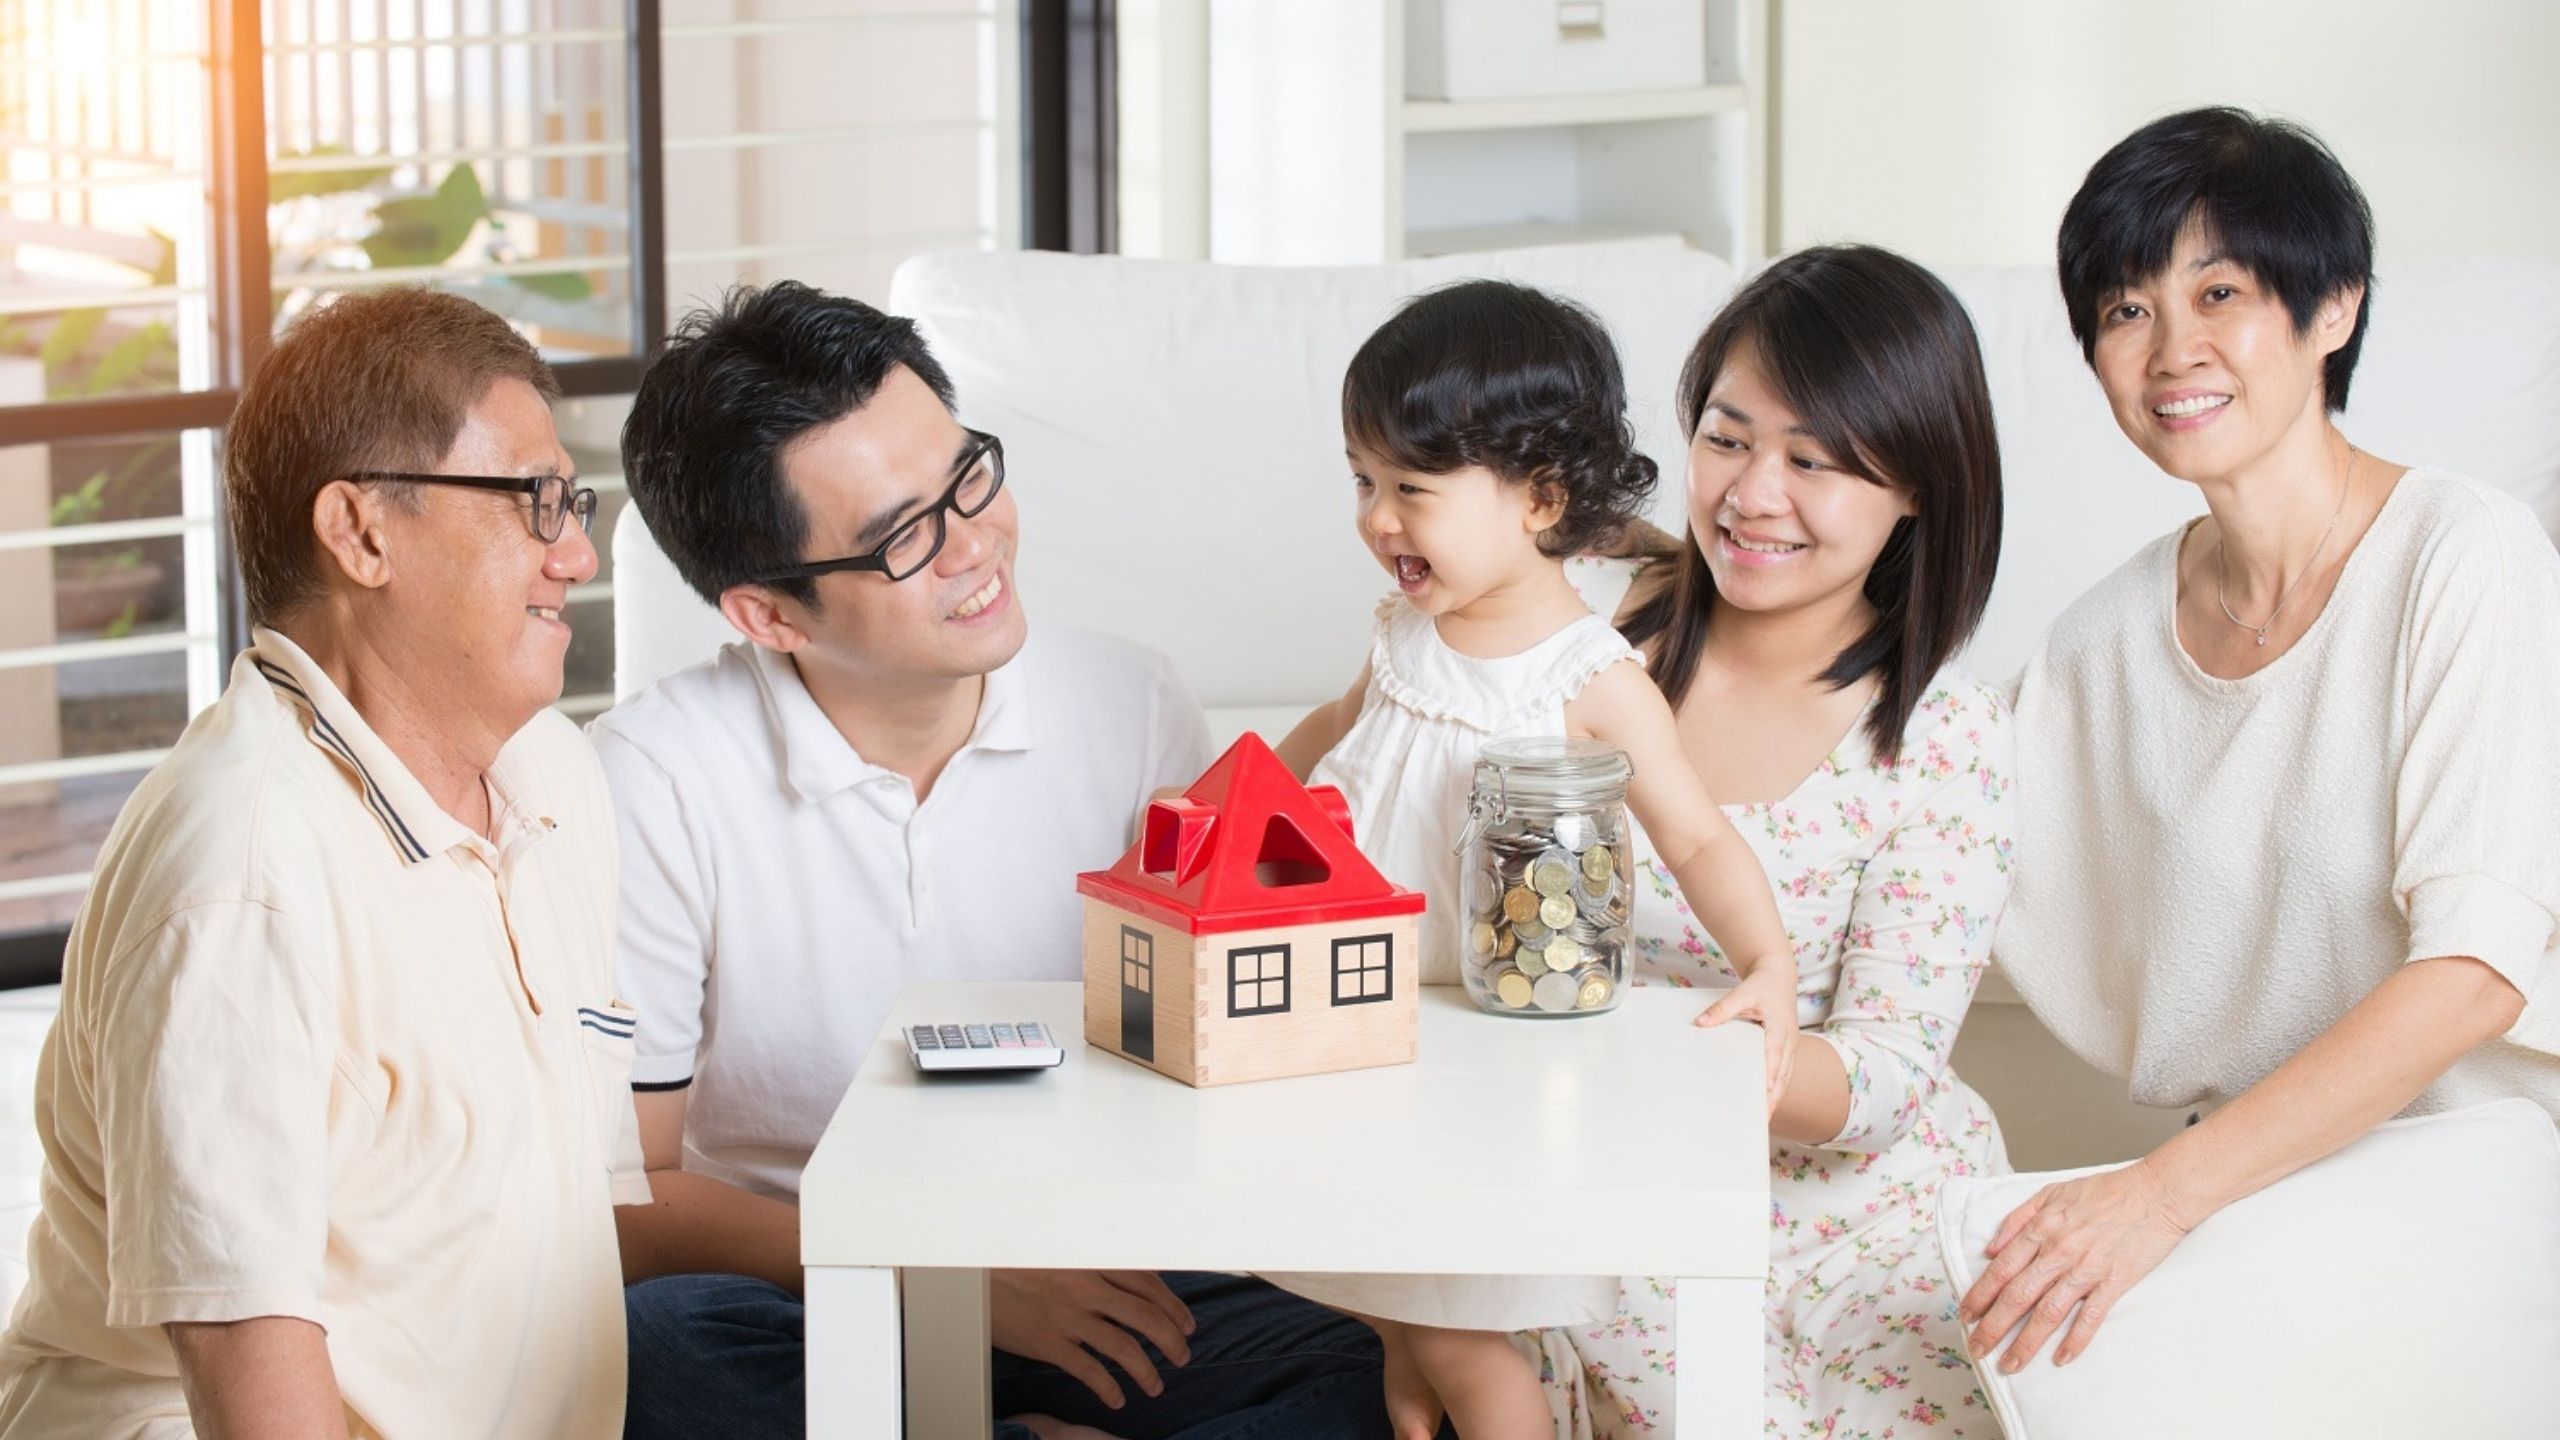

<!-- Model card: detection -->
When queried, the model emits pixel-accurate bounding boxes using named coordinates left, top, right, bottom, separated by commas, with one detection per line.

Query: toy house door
left=1119, top=925, right=1154, bottom=1061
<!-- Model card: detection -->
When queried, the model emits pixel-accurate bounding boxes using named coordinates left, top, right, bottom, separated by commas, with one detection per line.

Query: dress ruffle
left=1364, top=594, right=1641, bottom=731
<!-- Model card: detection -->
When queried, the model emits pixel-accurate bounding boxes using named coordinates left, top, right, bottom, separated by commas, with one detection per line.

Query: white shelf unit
left=1210, top=0, right=1766, bottom=266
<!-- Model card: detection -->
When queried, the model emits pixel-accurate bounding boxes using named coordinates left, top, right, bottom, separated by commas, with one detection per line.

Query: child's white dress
left=1263, top=593, right=1636, bottom=1329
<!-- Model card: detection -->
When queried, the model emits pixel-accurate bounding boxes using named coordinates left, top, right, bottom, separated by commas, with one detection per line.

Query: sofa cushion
left=1936, top=1097, right=2560, bottom=1440
left=883, top=240, right=1737, bottom=716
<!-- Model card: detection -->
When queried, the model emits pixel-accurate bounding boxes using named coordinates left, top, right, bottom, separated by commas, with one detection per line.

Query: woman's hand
left=1957, top=1160, right=2195, bottom=1372
left=1696, top=954, right=1799, bottom=1115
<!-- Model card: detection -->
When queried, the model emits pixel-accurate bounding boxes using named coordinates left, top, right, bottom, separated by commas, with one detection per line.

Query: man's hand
left=990, top=1269, right=1198, bottom=1410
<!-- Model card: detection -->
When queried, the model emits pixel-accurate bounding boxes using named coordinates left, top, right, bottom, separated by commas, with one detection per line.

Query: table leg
left=1672, top=1274, right=1760, bottom=1438
left=805, top=1266, right=900, bottom=1439
left=904, top=1267, right=994, bottom=1440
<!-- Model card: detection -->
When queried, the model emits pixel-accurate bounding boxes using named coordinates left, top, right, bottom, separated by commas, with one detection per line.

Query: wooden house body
left=1075, top=734, right=1425, bottom=1086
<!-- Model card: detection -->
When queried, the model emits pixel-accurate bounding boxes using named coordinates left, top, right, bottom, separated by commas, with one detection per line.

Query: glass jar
left=1455, top=737, right=1634, bottom=1017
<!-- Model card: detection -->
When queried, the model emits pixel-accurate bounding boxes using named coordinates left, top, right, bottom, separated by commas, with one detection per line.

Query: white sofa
left=612, top=239, right=2560, bottom=1168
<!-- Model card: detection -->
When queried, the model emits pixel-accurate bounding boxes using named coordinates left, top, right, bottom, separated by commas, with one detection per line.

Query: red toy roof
left=1076, top=732, right=1426, bottom=936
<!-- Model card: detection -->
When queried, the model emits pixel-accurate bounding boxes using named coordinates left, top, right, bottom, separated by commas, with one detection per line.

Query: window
left=1330, top=933, right=1392, bottom=1006
left=0, top=0, right=1036, bottom=982
left=1119, top=923, right=1150, bottom=994
left=1226, top=944, right=1288, bottom=1017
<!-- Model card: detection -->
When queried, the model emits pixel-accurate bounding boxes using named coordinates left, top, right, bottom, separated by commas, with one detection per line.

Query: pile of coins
left=1460, top=810, right=1629, bottom=1015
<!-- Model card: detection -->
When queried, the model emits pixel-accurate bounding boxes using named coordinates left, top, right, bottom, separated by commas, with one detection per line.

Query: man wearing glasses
left=0, top=288, right=649, bottom=1437
left=599, top=282, right=1407, bottom=1439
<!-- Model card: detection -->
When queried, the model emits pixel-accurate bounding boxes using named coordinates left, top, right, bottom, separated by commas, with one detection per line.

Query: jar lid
left=1474, top=737, right=1632, bottom=792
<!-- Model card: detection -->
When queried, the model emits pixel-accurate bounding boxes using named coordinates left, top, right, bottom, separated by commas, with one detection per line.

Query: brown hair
left=224, top=286, right=558, bottom=623
left=1619, top=246, right=2003, bottom=762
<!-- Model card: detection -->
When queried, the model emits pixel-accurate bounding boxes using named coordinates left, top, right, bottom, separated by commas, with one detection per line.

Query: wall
left=1772, top=0, right=2560, bottom=268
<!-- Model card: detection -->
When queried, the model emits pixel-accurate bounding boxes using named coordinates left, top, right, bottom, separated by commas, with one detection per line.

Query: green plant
left=48, top=471, right=109, bottom=528
left=275, top=149, right=594, bottom=304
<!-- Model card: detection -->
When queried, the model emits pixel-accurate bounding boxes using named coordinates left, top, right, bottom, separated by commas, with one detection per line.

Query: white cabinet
left=1210, top=0, right=1765, bottom=266
left=1407, top=0, right=1705, bottom=101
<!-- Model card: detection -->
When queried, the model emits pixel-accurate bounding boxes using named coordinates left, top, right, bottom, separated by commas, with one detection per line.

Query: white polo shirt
left=590, top=623, right=1210, bottom=1198
left=0, top=628, right=649, bottom=1440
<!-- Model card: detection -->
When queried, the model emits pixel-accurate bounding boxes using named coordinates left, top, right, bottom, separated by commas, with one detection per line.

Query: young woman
left=1534, top=244, right=2016, bottom=1438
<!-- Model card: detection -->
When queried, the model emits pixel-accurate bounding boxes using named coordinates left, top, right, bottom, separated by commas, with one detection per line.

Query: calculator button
left=912, top=1029, right=939, bottom=1048
left=993, top=1025, right=1018, bottom=1047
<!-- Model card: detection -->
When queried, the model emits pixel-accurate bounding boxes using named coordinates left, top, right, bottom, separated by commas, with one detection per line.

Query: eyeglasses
left=350, top=470, right=598, bottom=544
left=349, top=470, right=599, bottom=544
left=751, top=429, right=1006, bottom=586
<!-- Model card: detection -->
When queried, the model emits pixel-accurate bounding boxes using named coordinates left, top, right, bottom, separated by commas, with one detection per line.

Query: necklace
left=2215, top=443, right=2359, bottom=647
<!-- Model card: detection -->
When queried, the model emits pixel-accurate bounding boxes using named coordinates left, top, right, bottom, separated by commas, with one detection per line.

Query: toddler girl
left=1270, top=280, right=1798, bottom=1440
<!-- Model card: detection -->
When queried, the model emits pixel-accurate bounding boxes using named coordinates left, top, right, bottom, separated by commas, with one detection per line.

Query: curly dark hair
left=1341, top=279, right=1657, bottom=556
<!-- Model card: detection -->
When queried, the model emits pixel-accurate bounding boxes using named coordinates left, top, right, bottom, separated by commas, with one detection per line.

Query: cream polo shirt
left=0, top=627, right=650, bottom=1440
left=590, top=623, right=1210, bottom=1198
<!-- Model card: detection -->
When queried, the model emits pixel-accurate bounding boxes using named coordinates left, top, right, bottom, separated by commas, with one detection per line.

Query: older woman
left=1532, top=245, right=2015, bottom=1438
left=1973, top=107, right=2560, bottom=1374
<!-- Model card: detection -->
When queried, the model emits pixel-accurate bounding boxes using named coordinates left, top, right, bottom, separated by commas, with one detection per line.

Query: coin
left=1532, top=970, right=1579, bottom=1012
left=1469, top=920, right=1497, bottom=956
left=1537, top=894, right=1576, bottom=929
left=1494, top=927, right=1519, bottom=959
left=1551, top=814, right=1595, bottom=853
left=1495, top=971, right=1534, bottom=1008
left=1514, top=944, right=1549, bottom=976
left=1502, top=885, right=1541, bottom=924
left=1576, top=971, right=1615, bottom=1009
left=1542, top=936, right=1581, bottom=973
left=1530, top=851, right=1577, bottom=898
left=1581, top=844, right=1617, bottom=886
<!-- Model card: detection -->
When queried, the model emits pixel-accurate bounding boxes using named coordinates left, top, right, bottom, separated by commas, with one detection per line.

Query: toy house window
left=1121, top=926, right=1153, bottom=994
left=1228, top=945, right=1291, bottom=1017
left=1331, top=934, right=1393, bottom=1005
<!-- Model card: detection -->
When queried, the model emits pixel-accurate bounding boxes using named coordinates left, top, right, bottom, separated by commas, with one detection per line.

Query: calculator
left=903, top=1020, right=1066, bottom=1073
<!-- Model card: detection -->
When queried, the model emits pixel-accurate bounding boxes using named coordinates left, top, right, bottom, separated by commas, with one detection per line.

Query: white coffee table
left=802, top=980, right=1769, bottom=1438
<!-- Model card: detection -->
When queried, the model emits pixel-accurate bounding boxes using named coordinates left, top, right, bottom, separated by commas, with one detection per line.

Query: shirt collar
left=249, top=626, right=552, bottom=864
left=748, top=631, right=1038, bottom=805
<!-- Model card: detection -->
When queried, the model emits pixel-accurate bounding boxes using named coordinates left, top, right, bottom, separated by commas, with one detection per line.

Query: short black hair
left=1620, top=246, right=2004, bottom=763
left=2058, top=106, right=2376, bottom=412
left=621, top=280, right=956, bottom=610
left=1341, top=279, right=1657, bottom=557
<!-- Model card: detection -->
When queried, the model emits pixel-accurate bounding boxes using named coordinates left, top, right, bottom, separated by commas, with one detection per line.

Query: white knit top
left=2000, top=468, right=2560, bottom=1119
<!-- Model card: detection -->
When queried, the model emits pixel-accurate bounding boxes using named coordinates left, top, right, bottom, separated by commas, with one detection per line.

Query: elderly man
left=0, top=288, right=648, bottom=1438
left=600, top=281, right=1408, bottom=1438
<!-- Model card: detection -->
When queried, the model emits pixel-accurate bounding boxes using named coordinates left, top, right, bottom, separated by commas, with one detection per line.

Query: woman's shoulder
left=2373, top=467, right=2555, bottom=570
left=1875, top=665, right=2018, bottom=783
left=2041, top=523, right=2187, bottom=657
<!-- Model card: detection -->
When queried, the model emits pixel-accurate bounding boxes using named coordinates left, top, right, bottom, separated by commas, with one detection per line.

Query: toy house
left=1076, top=733, right=1425, bottom=1086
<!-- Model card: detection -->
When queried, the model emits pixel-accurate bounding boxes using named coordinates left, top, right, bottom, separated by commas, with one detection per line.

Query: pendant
left=2255, top=630, right=2269, bottom=646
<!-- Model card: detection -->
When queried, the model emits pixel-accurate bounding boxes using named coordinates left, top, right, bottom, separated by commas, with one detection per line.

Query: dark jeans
left=624, top=1270, right=1433, bottom=1440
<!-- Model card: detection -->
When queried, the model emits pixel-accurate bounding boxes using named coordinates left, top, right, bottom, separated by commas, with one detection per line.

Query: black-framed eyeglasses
left=349, top=471, right=599, bottom=544
left=751, top=429, right=1006, bottom=586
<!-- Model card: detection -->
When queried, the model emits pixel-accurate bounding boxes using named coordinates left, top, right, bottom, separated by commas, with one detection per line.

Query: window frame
left=1329, top=932, right=1393, bottom=1006
left=1226, top=943, right=1290, bottom=1018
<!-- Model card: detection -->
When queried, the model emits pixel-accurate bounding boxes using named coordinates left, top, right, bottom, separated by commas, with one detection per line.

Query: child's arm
left=1272, top=661, right=1372, bottom=782
left=1570, top=661, right=1798, bottom=1112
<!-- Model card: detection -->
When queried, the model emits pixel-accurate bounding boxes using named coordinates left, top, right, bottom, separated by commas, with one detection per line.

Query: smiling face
left=1687, top=342, right=1916, bottom=620
left=1350, top=442, right=1560, bottom=618
left=2089, top=222, right=2358, bottom=487
left=756, top=364, right=1026, bottom=684
left=384, top=375, right=595, bottom=730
